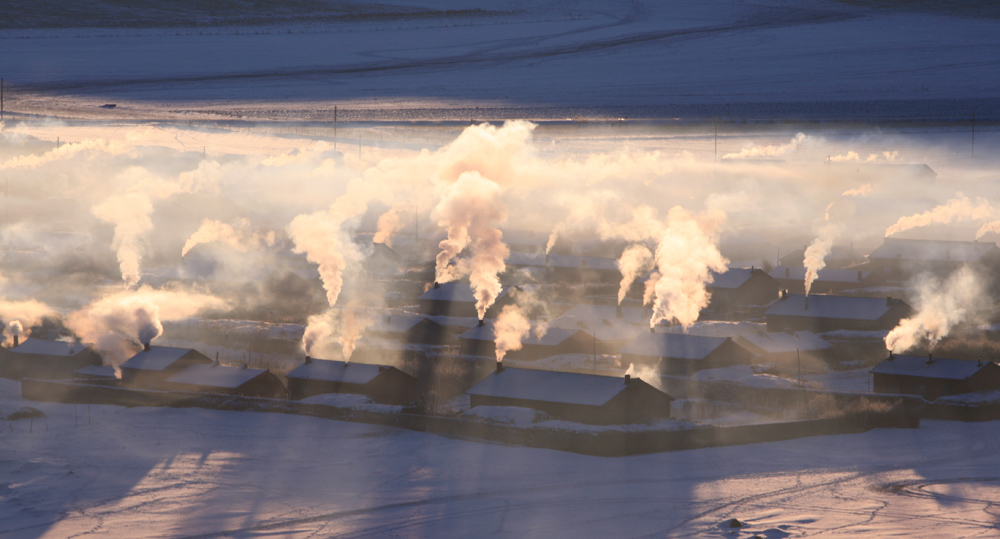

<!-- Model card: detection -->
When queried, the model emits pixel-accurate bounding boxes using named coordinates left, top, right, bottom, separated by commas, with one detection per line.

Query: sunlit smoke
left=975, top=220, right=1000, bottom=240
left=648, top=207, right=727, bottom=328
left=545, top=223, right=564, bottom=254
left=92, top=192, right=154, bottom=288
left=301, top=306, right=375, bottom=361
left=804, top=225, right=838, bottom=296
left=722, top=133, right=805, bottom=160
left=885, top=267, right=986, bottom=353
left=373, top=204, right=406, bottom=247
left=617, top=244, right=654, bottom=305
left=181, top=218, right=277, bottom=257
left=598, top=205, right=664, bottom=243
left=433, top=171, right=509, bottom=319
left=829, top=151, right=860, bottom=162
left=0, top=298, right=56, bottom=347
left=494, top=305, right=531, bottom=362
left=842, top=183, right=873, bottom=197
left=885, top=194, right=994, bottom=237
left=643, top=271, right=661, bottom=306
left=625, top=362, right=665, bottom=391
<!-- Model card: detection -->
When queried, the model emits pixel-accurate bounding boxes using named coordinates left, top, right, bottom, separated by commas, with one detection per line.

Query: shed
left=162, top=363, right=287, bottom=399
left=119, top=344, right=213, bottom=389
left=418, top=281, right=513, bottom=319
left=871, top=354, right=1000, bottom=400
left=734, top=331, right=831, bottom=374
left=546, top=304, right=644, bottom=353
left=364, top=313, right=450, bottom=345
left=618, top=331, right=755, bottom=376
left=703, top=267, right=779, bottom=317
left=770, top=265, right=882, bottom=294
left=285, top=357, right=418, bottom=404
left=467, top=364, right=674, bottom=424
left=458, top=322, right=594, bottom=361
left=764, top=293, right=912, bottom=333
left=867, top=238, right=1000, bottom=281
left=0, top=338, right=102, bottom=380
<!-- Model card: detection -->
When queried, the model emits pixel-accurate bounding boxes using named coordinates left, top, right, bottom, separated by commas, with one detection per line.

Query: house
left=764, top=293, right=912, bottom=333
left=162, top=363, right=287, bottom=399
left=546, top=304, right=644, bottom=353
left=505, top=252, right=620, bottom=284
left=867, top=238, right=1000, bottom=281
left=119, top=344, right=213, bottom=389
left=734, top=331, right=831, bottom=374
left=418, top=281, right=513, bottom=319
left=703, top=267, right=779, bottom=317
left=73, top=364, right=118, bottom=380
left=363, top=242, right=407, bottom=278
left=770, top=265, right=883, bottom=295
left=618, top=331, right=755, bottom=376
left=459, top=322, right=594, bottom=361
left=285, top=357, right=418, bottom=404
left=364, top=313, right=450, bottom=346
left=870, top=354, right=1000, bottom=401
left=0, top=338, right=102, bottom=380
left=467, top=363, right=674, bottom=424
left=778, top=245, right=866, bottom=269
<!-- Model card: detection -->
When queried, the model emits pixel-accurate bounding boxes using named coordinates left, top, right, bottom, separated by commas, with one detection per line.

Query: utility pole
left=972, top=110, right=976, bottom=157
left=334, top=106, right=337, bottom=151
left=714, top=119, right=718, bottom=162
left=1, top=78, right=4, bottom=121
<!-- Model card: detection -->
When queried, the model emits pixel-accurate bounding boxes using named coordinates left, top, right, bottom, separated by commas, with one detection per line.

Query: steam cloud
left=181, top=218, right=278, bottom=257
left=0, top=298, right=57, bottom=347
left=722, top=133, right=805, bottom=160
left=842, top=183, right=873, bottom=197
left=803, top=225, right=838, bottom=296
left=885, top=267, right=986, bottom=353
left=92, top=193, right=155, bottom=288
left=617, top=244, right=654, bottom=305
left=301, top=306, right=375, bottom=361
left=493, top=304, right=532, bottom=362
left=885, top=194, right=994, bottom=237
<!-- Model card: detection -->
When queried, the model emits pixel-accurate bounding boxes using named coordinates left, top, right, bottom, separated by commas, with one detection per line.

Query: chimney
left=12, top=335, right=18, bottom=347
left=781, top=289, right=788, bottom=300
left=889, top=350, right=894, bottom=360
left=240, top=363, right=248, bottom=370
left=624, top=374, right=631, bottom=385
left=927, top=353, right=934, bottom=365
left=649, top=326, right=655, bottom=333
left=387, top=315, right=392, bottom=323
left=478, top=319, right=485, bottom=327
left=433, top=281, right=440, bottom=289
left=143, top=342, right=150, bottom=352
left=886, top=296, right=892, bottom=306
left=616, top=304, right=623, bottom=319
left=304, top=355, right=312, bottom=365
left=545, top=253, right=550, bottom=265
left=804, top=296, right=809, bottom=310
left=785, top=266, right=790, bottom=278
left=496, top=360, right=504, bottom=374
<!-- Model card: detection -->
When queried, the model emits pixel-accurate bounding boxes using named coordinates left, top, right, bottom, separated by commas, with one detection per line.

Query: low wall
left=22, top=378, right=917, bottom=457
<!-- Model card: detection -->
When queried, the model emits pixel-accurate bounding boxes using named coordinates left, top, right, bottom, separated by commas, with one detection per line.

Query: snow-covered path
left=2, top=379, right=999, bottom=538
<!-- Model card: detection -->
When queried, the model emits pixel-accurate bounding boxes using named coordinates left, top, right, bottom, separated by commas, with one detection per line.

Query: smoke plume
left=617, top=244, right=654, bottom=305
left=648, top=207, right=727, bottom=328
left=181, top=218, right=277, bottom=257
left=92, top=192, right=155, bottom=288
left=0, top=298, right=57, bottom=347
left=975, top=220, right=1000, bottom=240
left=885, top=194, right=994, bottom=237
left=433, top=171, right=509, bottom=319
left=493, top=305, right=531, bottom=362
left=803, top=225, right=838, bottom=296
left=885, top=267, right=986, bottom=353
left=301, top=306, right=375, bottom=361
left=842, top=183, right=873, bottom=197
left=722, top=133, right=805, bottom=160
left=373, top=204, right=406, bottom=247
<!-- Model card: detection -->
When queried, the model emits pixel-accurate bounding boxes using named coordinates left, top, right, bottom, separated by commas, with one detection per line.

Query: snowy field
left=1, top=0, right=999, bottom=121
left=2, top=379, right=1000, bottom=538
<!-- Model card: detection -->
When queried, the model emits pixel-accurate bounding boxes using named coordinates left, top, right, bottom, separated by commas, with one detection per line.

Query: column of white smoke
left=885, top=267, right=986, bottom=353
left=373, top=204, right=406, bottom=247
left=722, top=133, right=805, bottom=160
left=975, top=221, right=1000, bottom=239
left=494, top=305, right=531, bottom=362
left=648, top=207, right=727, bottom=329
left=433, top=171, right=509, bottom=320
left=842, top=183, right=873, bottom=197
left=617, top=244, right=654, bottom=305
left=181, top=218, right=277, bottom=257
left=886, top=194, right=994, bottom=237
left=300, top=307, right=375, bottom=361
left=92, top=193, right=154, bottom=289
left=803, top=224, right=838, bottom=296
left=0, top=298, right=55, bottom=347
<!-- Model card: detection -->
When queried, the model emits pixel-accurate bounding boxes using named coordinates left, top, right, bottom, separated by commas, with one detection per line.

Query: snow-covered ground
left=4, top=378, right=1000, bottom=538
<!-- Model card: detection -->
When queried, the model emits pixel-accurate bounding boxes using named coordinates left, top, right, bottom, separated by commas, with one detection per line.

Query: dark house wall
left=120, top=351, right=213, bottom=389
left=0, top=349, right=103, bottom=380
left=707, top=271, right=779, bottom=314
left=873, top=363, right=1000, bottom=401
left=287, top=369, right=418, bottom=405
left=621, top=338, right=754, bottom=376
left=469, top=380, right=671, bottom=425
left=163, top=371, right=288, bottom=399
left=766, top=302, right=910, bottom=333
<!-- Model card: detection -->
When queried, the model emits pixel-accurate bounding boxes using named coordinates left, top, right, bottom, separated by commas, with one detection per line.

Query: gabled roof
left=506, top=252, right=619, bottom=272
left=367, top=313, right=435, bottom=334
left=468, top=367, right=661, bottom=407
left=165, top=363, right=269, bottom=389
left=770, top=266, right=872, bottom=284
left=871, top=355, right=994, bottom=381
left=765, top=294, right=908, bottom=321
left=869, top=238, right=999, bottom=263
left=10, top=338, right=89, bottom=357
left=459, top=322, right=584, bottom=347
left=619, top=332, right=728, bottom=360
left=735, top=331, right=831, bottom=354
left=419, top=282, right=510, bottom=303
left=74, top=364, right=116, bottom=378
left=286, top=358, right=392, bottom=385
left=502, top=229, right=551, bottom=247
left=121, top=346, right=202, bottom=372
left=554, top=304, right=650, bottom=329
left=548, top=312, right=642, bottom=342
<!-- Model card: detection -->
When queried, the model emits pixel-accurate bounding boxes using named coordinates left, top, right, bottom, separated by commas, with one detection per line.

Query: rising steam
left=181, top=218, right=277, bottom=257
left=92, top=192, right=154, bottom=288
left=884, top=267, right=986, bottom=353
left=842, top=183, right=873, bottom=197
left=803, top=225, right=838, bottom=296
left=0, top=298, right=57, bottom=347
left=301, top=306, right=375, bottom=361
left=722, top=133, right=805, bottom=160
left=885, top=194, right=994, bottom=237
left=617, top=244, right=654, bottom=305
left=493, top=305, right=532, bottom=362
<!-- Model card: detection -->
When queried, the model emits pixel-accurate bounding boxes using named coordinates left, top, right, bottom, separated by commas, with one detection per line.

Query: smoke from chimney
left=617, top=244, right=654, bottom=305
left=803, top=225, right=836, bottom=296
left=493, top=305, right=531, bottom=362
left=885, top=194, right=994, bottom=237
left=181, top=217, right=277, bottom=257
left=884, top=267, right=986, bottom=353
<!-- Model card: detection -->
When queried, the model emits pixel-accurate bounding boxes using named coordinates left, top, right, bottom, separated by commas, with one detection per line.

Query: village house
left=418, top=281, right=514, bottom=319
left=764, top=293, right=912, bottom=333
left=119, top=344, right=213, bottom=389
left=162, top=363, right=288, bottom=399
left=505, top=252, right=620, bottom=284
left=733, top=330, right=831, bottom=374
left=870, top=354, right=1000, bottom=401
left=702, top=267, right=780, bottom=318
left=285, top=357, right=418, bottom=404
left=364, top=313, right=451, bottom=346
left=867, top=238, right=1000, bottom=281
left=0, top=337, right=102, bottom=380
left=770, top=265, right=882, bottom=295
left=618, top=331, right=755, bottom=376
left=546, top=304, right=645, bottom=354
left=467, top=363, right=674, bottom=424
left=459, top=322, right=594, bottom=361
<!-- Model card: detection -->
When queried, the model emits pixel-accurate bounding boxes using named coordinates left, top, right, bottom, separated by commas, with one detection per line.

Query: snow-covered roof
left=459, top=322, right=583, bottom=347
left=770, top=266, right=871, bottom=284
left=10, top=338, right=89, bottom=357
left=547, top=313, right=642, bottom=342
left=121, top=346, right=200, bottom=372
left=735, top=331, right=831, bottom=354
left=556, top=304, right=650, bottom=327
left=708, top=268, right=756, bottom=289
left=165, top=363, right=269, bottom=389
left=419, top=282, right=510, bottom=303
left=869, top=238, right=998, bottom=263
left=871, top=355, right=993, bottom=381
left=74, top=365, right=116, bottom=378
left=367, top=313, right=431, bottom=334
left=619, top=332, right=728, bottom=360
left=286, top=358, right=390, bottom=385
left=468, top=367, right=641, bottom=407
left=765, top=294, right=906, bottom=320
left=506, top=252, right=619, bottom=271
